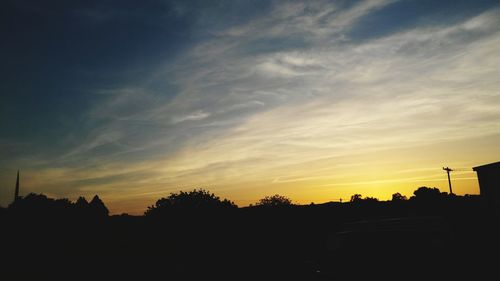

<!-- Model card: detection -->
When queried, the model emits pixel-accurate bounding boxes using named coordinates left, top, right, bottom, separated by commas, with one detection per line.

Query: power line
left=448, top=168, right=472, bottom=172
left=442, top=166, right=475, bottom=195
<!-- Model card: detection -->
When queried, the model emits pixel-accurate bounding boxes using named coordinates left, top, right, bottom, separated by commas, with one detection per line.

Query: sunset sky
left=1, top=0, right=500, bottom=214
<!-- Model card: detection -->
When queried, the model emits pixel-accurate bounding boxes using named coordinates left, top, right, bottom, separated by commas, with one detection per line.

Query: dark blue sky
left=1, top=0, right=499, bottom=213
left=2, top=1, right=190, bottom=143
left=2, top=0, right=496, bottom=146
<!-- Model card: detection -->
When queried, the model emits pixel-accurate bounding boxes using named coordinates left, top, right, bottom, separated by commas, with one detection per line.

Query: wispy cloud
left=171, top=110, right=211, bottom=124
left=4, top=1, right=500, bottom=213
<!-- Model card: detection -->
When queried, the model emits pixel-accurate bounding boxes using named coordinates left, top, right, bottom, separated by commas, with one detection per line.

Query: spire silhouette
left=14, top=170, right=20, bottom=203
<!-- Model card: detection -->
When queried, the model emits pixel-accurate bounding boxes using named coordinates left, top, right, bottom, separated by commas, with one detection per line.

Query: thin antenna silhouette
left=442, top=167, right=453, bottom=195
left=14, top=170, right=20, bottom=202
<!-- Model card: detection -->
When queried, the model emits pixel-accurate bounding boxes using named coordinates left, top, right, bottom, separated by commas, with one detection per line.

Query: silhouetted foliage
left=144, top=189, right=237, bottom=216
left=7, top=192, right=110, bottom=219
left=256, top=194, right=292, bottom=207
left=350, top=194, right=379, bottom=203
left=8, top=193, right=73, bottom=215
left=411, top=186, right=447, bottom=201
left=392, top=192, right=408, bottom=201
left=350, top=194, right=363, bottom=202
left=90, top=195, right=109, bottom=217
left=1, top=185, right=497, bottom=280
left=76, top=196, right=89, bottom=207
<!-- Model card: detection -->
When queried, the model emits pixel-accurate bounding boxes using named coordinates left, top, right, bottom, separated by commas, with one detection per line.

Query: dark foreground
left=2, top=198, right=499, bottom=280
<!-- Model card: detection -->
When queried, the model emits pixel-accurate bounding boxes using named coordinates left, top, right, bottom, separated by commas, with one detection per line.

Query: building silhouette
left=473, top=161, right=500, bottom=210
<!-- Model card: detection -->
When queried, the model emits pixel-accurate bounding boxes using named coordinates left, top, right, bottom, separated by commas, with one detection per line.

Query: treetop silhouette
left=7, top=192, right=109, bottom=218
left=144, top=188, right=237, bottom=216
left=256, top=194, right=292, bottom=207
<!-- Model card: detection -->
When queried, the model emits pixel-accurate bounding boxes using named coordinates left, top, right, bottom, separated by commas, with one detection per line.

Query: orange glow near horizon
left=5, top=135, right=490, bottom=215
left=1, top=3, right=500, bottom=216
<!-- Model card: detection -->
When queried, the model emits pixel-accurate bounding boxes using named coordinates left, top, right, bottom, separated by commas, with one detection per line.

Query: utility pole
left=443, top=167, right=453, bottom=195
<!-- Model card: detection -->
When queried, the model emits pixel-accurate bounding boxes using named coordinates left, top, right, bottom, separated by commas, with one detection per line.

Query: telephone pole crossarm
left=443, top=167, right=453, bottom=195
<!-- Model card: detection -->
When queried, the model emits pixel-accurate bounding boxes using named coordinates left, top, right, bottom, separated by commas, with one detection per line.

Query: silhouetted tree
left=349, top=194, right=380, bottom=203
left=411, top=186, right=446, bottom=201
left=350, top=194, right=363, bottom=203
left=144, top=189, right=237, bottom=216
left=89, top=195, right=109, bottom=217
left=74, top=196, right=91, bottom=218
left=8, top=193, right=75, bottom=218
left=409, top=187, right=450, bottom=216
left=256, top=194, right=292, bottom=207
left=75, top=196, right=89, bottom=207
left=392, top=192, right=408, bottom=202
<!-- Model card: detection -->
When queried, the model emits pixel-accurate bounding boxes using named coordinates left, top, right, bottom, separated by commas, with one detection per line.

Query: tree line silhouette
left=7, top=193, right=109, bottom=218
left=1, top=186, right=498, bottom=280
left=2, top=186, right=470, bottom=216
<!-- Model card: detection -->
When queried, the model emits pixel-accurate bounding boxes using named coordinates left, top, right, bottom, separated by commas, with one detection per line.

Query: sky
left=1, top=0, right=500, bottom=214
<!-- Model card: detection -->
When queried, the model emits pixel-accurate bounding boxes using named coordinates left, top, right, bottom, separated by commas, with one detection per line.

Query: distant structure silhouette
left=14, top=170, right=20, bottom=203
left=442, top=167, right=454, bottom=194
left=473, top=161, right=500, bottom=209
